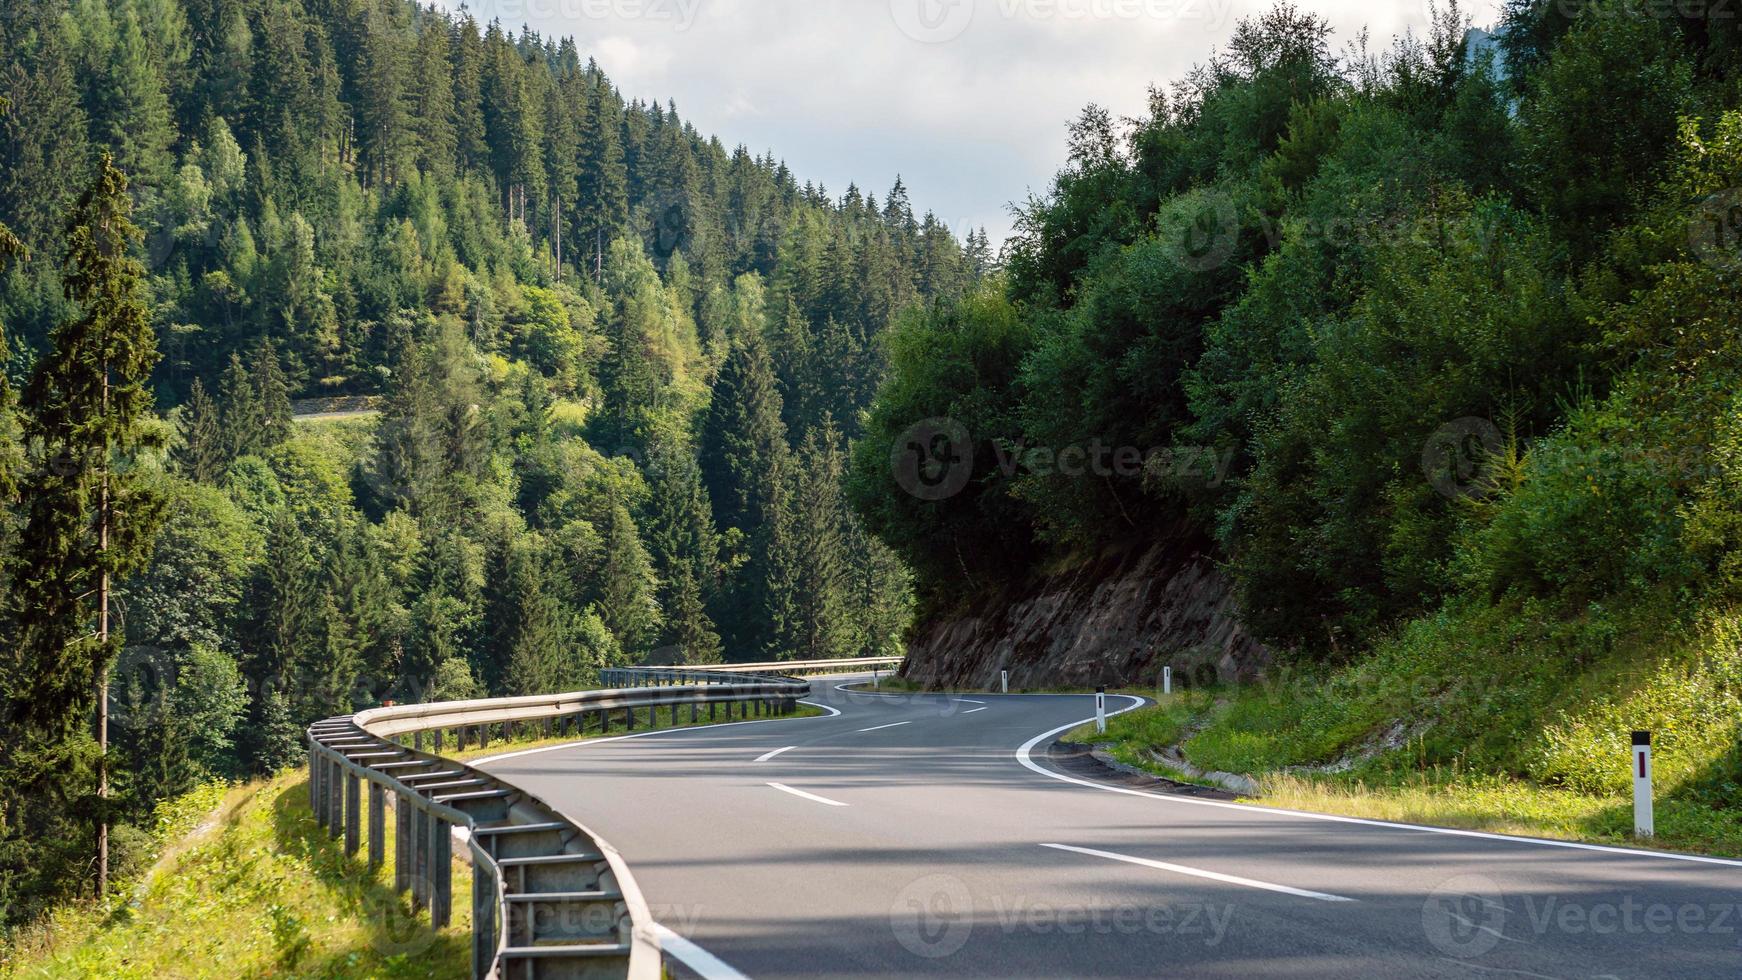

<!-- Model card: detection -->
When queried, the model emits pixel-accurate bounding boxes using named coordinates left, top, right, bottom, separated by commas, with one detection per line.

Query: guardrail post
left=368, top=781, right=385, bottom=871
left=431, top=817, right=452, bottom=928
left=472, top=859, right=494, bottom=978
left=689, top=701, right=698, bottom=724
left=345, top=771, right=361, bottom=857
left=394, top=790, right=411, bottom=894
left=626, top=707, right=635, bottom=731
left=328, top=759, right=344, bottom=840
left=413, top=807, right=429, bottom=912
left=434, top=728, right=444, bottom=753
left=308, top=742, right=319, bottom=810
left=414, top=730, right=424, bottom=751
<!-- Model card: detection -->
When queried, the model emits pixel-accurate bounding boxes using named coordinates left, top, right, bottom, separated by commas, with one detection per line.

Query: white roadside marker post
left=1096, top=686, right=1107, bottom=735
left=872, top=667, right=879, bottom=688
left=1001, top=670, right=1009, bottom=694
left=1163, top=666, right=1172, bottom=696
left=1633, top=731, right=1655, bottom=839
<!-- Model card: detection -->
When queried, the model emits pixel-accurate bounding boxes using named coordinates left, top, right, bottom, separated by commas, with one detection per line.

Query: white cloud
left=440, top=0, right=1507, bottom=245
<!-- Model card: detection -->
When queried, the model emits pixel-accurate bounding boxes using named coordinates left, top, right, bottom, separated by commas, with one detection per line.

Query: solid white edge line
left=832, top=681, right=906, bottom=699
left=1041, top=843, right=1355, bottom=902
left=471, top=699, right=841, bottom=766
left=1016, top=697, right=1742, bottom=869
left=756, top=745, right=797, bottom=763
left=767, top=782, right=848, bottom=807
left=855, top=721, right=911, bottom=733
left=653, top=922, right=750, bottom=980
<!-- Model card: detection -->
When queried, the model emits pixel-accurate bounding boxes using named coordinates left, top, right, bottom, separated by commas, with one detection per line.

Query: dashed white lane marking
left=963, top=707, right=988, bottom=714
left=953, top=697, right=987, bottom=704
left=1015, top=699, right=1742, bottom=869
left=855, top=721, right=911, bottom=734
left=1041, top=843, right=1355, bottom=902
left=756, top=745, right=797, bottom=763
left=654, top=922, right=750, bottom=979
left=767, top=782, right=848, bottom=807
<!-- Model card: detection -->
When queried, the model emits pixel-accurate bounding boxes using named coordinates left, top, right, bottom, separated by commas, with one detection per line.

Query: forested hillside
left=0, top=0, right=986, bottom=925
left=852, top=0, right=1742, bottom=839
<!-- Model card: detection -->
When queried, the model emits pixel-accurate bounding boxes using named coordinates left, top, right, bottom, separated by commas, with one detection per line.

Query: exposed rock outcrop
left=901, top=535, right=1269, bottom=690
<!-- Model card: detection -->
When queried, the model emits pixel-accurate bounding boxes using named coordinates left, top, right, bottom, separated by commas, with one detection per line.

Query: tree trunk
left=97, top=359, right=110, bottom=898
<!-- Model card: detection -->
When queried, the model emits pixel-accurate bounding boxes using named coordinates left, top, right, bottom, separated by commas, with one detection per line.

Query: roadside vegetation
left=0, top=772, right=469, bottom=979
left=854, top=1, right=1742, bottom=857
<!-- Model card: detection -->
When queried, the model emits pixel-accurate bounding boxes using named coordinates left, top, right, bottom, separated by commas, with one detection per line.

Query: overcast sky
left=435, top=0, right=1505, bottom=247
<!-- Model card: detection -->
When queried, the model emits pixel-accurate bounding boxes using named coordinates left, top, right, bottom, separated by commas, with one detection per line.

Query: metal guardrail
left=304, top=658, right=898, bottom=979
left=603, top=657, right=903, bottom=686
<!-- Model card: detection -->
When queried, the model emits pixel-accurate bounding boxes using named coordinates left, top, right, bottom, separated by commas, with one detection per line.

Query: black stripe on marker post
left=1632, top=731, right=1651, bottom=747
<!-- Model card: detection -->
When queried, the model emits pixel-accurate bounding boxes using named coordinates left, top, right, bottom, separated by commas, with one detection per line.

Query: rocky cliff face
left=900, top=536, right=1270, bottom=690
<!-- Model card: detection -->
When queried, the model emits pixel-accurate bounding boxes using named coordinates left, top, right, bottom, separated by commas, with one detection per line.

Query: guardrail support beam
left=344, top=772, right=361, bottom=857
left=413, top=808, right=430, bottom=911
left=328, top=758, right=343, bottom=839
left=432, top=818, right=452, bottom=928
left=368, top=781, right=386, bottom=871
left=395, top=790, right=410, bottom=894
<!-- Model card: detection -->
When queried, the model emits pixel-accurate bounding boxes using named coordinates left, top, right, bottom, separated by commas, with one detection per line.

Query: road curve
left=477, top=677, right=1741, bottom=979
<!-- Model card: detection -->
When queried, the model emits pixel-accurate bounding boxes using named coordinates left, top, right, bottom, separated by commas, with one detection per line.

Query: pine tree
left=666, top=566, right=723, bottom=665
left=88, top=3, right=177, bottom=203
left=646, top=447, right=721, bottom=590
left=216, top=352, right=260, bottom=459
left=250, top=337, right=293, bottom=449
left=409, top=16, right=457, bottom=179
left=787, top=421, right=851, bottom=660
left=577, top=74, right=629, bottom=277
left=11, top=155, right=166, bottom=896
left=355, top=3, right=409, bottom=187
left=597, top=495, right=660, bottom=656
left=245, top=686, right=304, bottom=776
left=367, top=315, right=440, bottom=514
left=174, top=377, right=226, bottom=482
left=700, top=328, right=788, bottom=533
left=244, top=511, right=327, bottom=715
left=449, top=12, right=488, bottom=176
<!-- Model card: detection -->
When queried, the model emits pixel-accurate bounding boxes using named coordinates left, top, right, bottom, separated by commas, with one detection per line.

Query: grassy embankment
left=3, top=701, right=821, bottom=977
left=1065, top=597, right=1742, bottom=858
left=1, top=773, right=470, bottom=979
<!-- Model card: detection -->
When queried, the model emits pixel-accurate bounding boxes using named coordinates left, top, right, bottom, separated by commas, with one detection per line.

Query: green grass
left=1078, top=598, right=1742, bottom=859
left=2, top=772, right=469, bottom=979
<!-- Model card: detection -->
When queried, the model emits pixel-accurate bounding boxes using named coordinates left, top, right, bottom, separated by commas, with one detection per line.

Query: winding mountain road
left=477, top=677, right=1741, bottom=979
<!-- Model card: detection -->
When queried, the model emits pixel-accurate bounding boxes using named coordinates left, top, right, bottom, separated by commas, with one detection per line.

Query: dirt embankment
left=902, top=534, right=1270, bottom=690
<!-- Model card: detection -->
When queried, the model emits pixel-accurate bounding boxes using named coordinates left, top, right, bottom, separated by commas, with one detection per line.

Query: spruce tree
left=250, top=337, right=293, bottom=450
left=787, top=422, right=851, bottom=661
left=667, top=566, right=723, bottom=665
left=174, top=377, right=226, bottom=483
left=409, top=17, right=457, bottom=179
left=700, top=328, right=788, bottom=533
left=597, top=495, right=660, bottom=656
left=11, top=155, right=166, bottom=896
left=577, top=75, right=629, bottom=277
left=216, top=352, right=260, bottom=459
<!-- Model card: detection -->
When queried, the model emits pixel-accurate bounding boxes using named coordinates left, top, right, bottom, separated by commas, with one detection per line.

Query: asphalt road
left=478, top=677, right=1742, bottom=979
